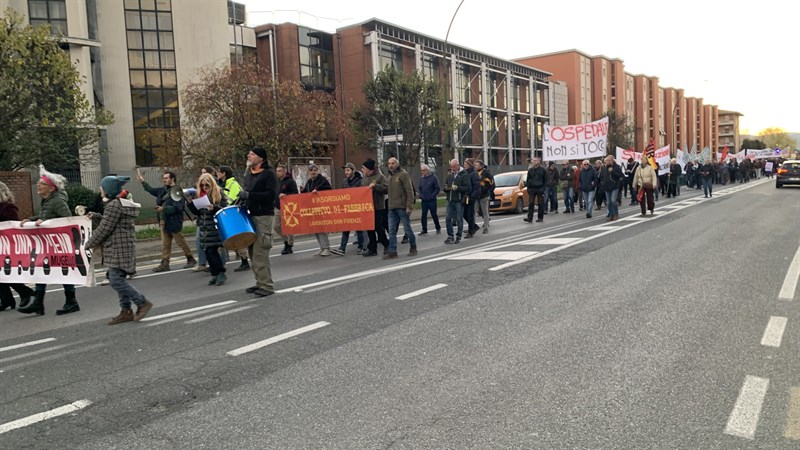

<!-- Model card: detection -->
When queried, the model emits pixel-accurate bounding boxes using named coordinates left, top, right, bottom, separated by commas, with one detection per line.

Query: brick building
left=256, top=19, right=553, bottom=174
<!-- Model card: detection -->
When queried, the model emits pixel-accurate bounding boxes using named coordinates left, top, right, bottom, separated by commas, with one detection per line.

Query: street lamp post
left=440, top=0, right=465, bottom=164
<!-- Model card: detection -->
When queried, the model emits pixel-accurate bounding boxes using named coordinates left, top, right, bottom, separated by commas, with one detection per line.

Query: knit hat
left=342, top=162, right=356, bottom=171
left=39, top=165, right=67, bottom=191
left=250, top=146, right=267, bottom=160
left=362, top=159, right=376, bottom=170
left=101, top=175, right=131, bottom=199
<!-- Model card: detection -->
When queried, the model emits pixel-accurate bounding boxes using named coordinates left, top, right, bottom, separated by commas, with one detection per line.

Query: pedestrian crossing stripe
left=588, top=225, right=618, bottom=231
left=519, top=238, right=582, bottom=246
left=450, top=251, right=538, bottom=261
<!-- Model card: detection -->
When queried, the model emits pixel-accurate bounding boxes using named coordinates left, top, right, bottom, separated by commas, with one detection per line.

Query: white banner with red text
left=0, top=216, right=94, bottom=287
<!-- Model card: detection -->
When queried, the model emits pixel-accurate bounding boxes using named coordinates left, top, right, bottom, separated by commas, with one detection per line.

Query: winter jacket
left=545, top=166, right=560, bottom=187
left=277, top=175, right=299, bottom=209
left=525, top=165, right=547, bottom=193
left=559, top=165, right=575, bottom=190
left=303, top=174, right=332, bottom=193
left=669, top=164, right=682, bottom=185
left=242, top=164, right=278, bottom=217
left=599, top=163, right=624, bottom=192
left=700, top=163, right=714, bottom=178
left=142, top=181, right=185, bottom=233
left=85, top=198, right=140, bottom=274
left=578, top=167, right=598, bottom=193
left=187, top=192, right=228, bottom=249
left=0, top=201, right=19, bottom=221
left=29, top=190, right=71, bottom=221
left=342, top=172, right=363, bottom=189
left=477, top=168, right=495, bottom=199
left=418, top=173, right=440, bottom=202
left=465, top=167, right=480, bottom=200
left=360, top=172, right=388, bottom=210
left=632, top=163, right=658, bottom=190
left=387, top=168, right=415, bottom=210
left=444, top=168, right=472, bottom=203
left=223, top=177, right=242, bottom=203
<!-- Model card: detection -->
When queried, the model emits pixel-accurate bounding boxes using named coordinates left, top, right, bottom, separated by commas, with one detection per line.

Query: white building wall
left=94, top=0, right=134, bottom=171
left=171, top=0, right=229, bottom=132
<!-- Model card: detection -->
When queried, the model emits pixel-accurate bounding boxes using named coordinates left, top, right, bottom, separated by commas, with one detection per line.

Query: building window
left=124, top=0, right=177, bottom=166
left=230, top=45, right=256, bottom=65
left=378, top=42, right=402, bottom=72
left=28, top=0, right=67, bottom=35
left=421, top=53, right=440, bottom=80
left=298, top=26, right=334, bottom=92
left=227, top=1, right=245, bottom=25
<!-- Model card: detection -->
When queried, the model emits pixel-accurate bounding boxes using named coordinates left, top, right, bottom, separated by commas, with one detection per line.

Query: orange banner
left=280, top=186, right=375, bottom=235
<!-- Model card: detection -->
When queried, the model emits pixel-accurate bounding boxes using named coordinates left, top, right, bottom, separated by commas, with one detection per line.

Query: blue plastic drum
left=214, top=206, right=257, bottom=250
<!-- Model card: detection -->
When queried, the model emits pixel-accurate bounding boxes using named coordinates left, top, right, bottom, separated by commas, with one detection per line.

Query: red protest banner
left=0, top=216, right=94, bottom=286
left=280, top=187, right=375, bottom=235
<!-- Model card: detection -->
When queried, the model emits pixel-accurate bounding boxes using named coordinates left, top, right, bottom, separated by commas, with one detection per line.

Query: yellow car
left=489, top=171, right=529, bottom=214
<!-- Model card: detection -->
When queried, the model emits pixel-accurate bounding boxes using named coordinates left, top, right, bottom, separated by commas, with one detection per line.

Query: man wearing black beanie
left=238, top=146, right=278, bottom=297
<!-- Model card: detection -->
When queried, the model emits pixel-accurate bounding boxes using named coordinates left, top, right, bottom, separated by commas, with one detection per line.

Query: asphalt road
left=1, top=177, right=799, bottom=449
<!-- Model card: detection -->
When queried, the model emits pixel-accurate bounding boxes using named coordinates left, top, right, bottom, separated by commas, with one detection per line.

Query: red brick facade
left=0, top=171, right=34, bottom=220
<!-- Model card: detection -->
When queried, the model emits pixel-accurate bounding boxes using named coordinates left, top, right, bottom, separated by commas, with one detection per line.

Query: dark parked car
left=776, top=160, right=800, bottom=188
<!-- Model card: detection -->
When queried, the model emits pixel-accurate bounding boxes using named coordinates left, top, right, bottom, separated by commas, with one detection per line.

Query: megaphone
left=169, top=186, right=196, bottom=202
left=74, top=205, right=87, bottom=216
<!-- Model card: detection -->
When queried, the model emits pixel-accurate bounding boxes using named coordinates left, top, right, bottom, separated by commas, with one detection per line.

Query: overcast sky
left=242, top=0, right=798, bottom=136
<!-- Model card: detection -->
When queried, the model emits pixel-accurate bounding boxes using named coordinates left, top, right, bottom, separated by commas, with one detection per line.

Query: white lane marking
left=725, top=376, right=769, bottom=439
left=588, top=225, right=618, bottom=231
left=227, top=321, right=330, bottom=356
left=0, top=338, right=56, bottom=353
left=450, top=251, right=538, bottom=261
left=395, top=283, right=448, bottom=300
left=185, top=305, right=259, bottom=324
left=0, top=399, right=92, bottom=435
left=520, top=237, right=581, bottom=245
left=778, top=244, right=800, bottom=300
left=0, top=344, right=71, bottom=364
left=140, top=300, right=237, bottom=322
left=760, top=316, right=788, bottom=347
left=0, top=343, right=105, bottom=373
left=280, top=179, right=770, bottom=292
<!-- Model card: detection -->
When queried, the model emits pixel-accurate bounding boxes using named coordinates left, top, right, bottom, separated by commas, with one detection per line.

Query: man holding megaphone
left=138, top=170, right=197, bottom=272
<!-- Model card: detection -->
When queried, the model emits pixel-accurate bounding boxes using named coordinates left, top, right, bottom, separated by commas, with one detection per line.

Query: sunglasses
left=200, top=183, right=211, bottom=187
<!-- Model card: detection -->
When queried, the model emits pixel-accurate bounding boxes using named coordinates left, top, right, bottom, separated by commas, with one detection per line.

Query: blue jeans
left=545, top=186, right=558, bottom=211
left=563, top=186, right=574, bottom=210
left=703, top=178, right=713, bottom=196
left=388, top=208, right=415, bottom=252
left=445, top=201, right=464, bottom=239
left=420, top=199, right=440, bottom=233
left=108, top=267, right=146, bottom=309
left=606, top=189, right=619, bottom=217
left=583, top=190, right=595, bottom=215
left=339, top=230, right=365, bottom=251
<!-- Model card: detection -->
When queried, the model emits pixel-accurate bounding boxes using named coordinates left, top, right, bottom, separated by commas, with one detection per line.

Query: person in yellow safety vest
left=216, top=166, right=250, bottom=272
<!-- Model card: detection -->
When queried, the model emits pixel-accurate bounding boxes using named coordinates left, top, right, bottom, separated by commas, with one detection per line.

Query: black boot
left=56, top=290, right=80, bottom=315
left=18, top=290, right=45, bottom=315
left=281, top=242, right=293, bottom=255
left=234, top=258, right=250, bottom=272
left=17, top=285, right=33, bottom=309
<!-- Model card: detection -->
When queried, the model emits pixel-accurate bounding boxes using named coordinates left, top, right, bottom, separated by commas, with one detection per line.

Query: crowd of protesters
left=0, top=148, right=782, bottom=323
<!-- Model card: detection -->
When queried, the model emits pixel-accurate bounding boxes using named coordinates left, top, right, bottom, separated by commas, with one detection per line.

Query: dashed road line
left=760, top=316, right=788, bottom=347
left=0, top=338, right=56, bottom=353
left=725, top=375, right=769, bottom=439
left=395, top=283, right=448, bottom=300
left=778, top=244, right=800, bottom=300
left=0, top=400, right=92, bottom=435
left=184, top=305, right=259, bottom=324
left=227, top=321, right=330, bottom=356
left=140, top=300, right=237, bottom=322
left=785, top=387, right=800, bottom=440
